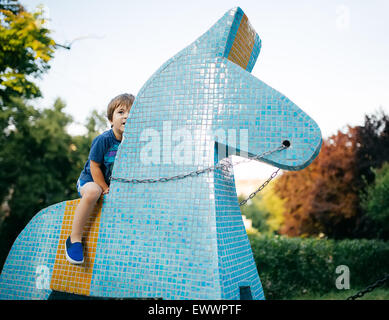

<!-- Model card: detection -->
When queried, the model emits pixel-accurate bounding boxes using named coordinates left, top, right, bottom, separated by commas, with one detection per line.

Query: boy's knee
left=83, top=185, right=102, bottom=202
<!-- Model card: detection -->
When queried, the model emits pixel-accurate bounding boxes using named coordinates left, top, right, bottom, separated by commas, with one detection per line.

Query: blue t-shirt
left=79, top=129, right=121, bottom=185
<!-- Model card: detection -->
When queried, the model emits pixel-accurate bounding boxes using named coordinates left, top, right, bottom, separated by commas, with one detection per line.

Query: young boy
left=65, top=93, right=135, bottom=264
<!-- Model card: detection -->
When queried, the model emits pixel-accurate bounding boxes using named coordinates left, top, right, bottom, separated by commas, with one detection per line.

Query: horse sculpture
left=0, top=7, right=322, bottom=300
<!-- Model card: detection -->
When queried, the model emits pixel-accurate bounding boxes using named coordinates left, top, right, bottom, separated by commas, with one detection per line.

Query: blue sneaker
left=65, top=236, right=84, bottom=264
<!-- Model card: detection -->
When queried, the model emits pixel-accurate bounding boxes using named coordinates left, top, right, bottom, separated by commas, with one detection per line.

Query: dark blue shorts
left=76, top=178, right=90, bottom=197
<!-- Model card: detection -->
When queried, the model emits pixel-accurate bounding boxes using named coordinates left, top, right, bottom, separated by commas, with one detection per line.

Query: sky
left=23, top=0, right=389, bottom=180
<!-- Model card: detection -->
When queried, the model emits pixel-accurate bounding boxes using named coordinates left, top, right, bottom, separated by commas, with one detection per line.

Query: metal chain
left=239, top=168, right=281, bottom=206
left=111, top=144, right=287, bottom=205
left=346, top=273, right=389, bottom=300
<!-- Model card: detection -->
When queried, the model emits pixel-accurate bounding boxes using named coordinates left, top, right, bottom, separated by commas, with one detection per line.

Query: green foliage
left=0, top=98, right=107, bottom=270
left=361, top=162, right=389, bottom=238
left=0, top=3, right=56, bottom=102
left=239, top=180, right=285, bottom=235
left=0, top=98, right=79, bottom=267
left=0, top=0, right=23, bottom=14
left=239, top=194, right=270, bottom=234
left=255, top=181, right=285, bottom=233
left=85, top=109, right=109, bottom=139
left=248, top=234, right=389, bottom=299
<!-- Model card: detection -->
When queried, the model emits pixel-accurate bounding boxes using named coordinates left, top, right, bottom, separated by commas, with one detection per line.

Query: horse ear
left=222, top=7, right=262, bottom=73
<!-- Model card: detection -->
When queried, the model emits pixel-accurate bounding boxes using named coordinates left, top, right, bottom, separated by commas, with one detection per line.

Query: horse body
left=0, top=7, right=321, bottom=300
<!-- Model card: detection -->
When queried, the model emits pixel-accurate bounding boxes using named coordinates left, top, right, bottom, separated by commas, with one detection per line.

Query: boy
left=65, top=93, right=135, bottom=264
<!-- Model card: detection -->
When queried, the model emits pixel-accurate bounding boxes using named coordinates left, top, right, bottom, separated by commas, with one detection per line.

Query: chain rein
left=110, top=144, right=287, bottom=206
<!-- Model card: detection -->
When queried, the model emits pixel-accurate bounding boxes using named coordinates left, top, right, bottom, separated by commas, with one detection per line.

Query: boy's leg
left=70, top=182, right=102, bottom=243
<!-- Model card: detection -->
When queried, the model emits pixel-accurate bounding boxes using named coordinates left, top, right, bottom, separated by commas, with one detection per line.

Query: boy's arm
left=90, top=160, right=109, bottom=194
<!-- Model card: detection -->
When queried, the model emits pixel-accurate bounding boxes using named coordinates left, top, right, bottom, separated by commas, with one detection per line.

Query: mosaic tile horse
left=0, top=7, right=321, bottom=300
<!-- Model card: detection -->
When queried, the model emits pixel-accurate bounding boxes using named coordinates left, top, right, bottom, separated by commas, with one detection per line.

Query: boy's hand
left=90, top=161, right=109, bottom=196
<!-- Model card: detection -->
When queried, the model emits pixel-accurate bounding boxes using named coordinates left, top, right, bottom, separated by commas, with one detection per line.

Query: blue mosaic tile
left=0, top=7, right=321, bottom=300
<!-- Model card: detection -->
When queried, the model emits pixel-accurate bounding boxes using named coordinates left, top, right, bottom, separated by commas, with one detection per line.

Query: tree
left=0, top=0, right=23, bottom=15
left=0, top=2, right=55, bottom=103
left=274, top=109, right=389, bottom=239
left=85, top=109, right=109, bottom=139
left=0, top=0, right=57, bottom=203
left=356, top=108, right=389, bottom=186
left=239, top=194, right=270, bottom=234
left=361, top=162, right=389, bottom=238
left=353, top=109, right=389, bottom=237
left=239, top=180, right=286, bottom=235
left=275, top=126, right=360, bottom=238
left=257, top=181, right=286, bottom=233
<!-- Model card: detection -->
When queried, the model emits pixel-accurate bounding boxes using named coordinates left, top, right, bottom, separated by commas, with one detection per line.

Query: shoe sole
left=64, top=240, right=84, bottom=265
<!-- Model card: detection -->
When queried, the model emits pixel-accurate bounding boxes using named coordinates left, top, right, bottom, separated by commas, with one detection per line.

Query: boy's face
left=110, top=104, right=131, bottom=136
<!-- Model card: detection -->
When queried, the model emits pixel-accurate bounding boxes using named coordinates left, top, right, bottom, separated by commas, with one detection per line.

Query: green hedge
left=248, top=234, right=389, bottom=299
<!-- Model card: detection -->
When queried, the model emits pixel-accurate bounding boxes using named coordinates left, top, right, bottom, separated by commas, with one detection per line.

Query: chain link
left=111, top=144, right=287, bottom=205
left=239, top=168, right=281, bottom=206
left=346, top=273, right=389, bottom=300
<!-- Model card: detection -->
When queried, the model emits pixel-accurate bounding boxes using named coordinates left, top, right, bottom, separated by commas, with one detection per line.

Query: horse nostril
left=282, top=140, right=291, bottom=148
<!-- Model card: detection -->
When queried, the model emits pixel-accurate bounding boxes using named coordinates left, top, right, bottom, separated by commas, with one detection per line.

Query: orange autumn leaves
left=275, top=127, right=360, bottom=238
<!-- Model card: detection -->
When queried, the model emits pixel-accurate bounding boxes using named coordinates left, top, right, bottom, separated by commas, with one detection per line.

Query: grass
left=291, top=288, right=389, bottom=300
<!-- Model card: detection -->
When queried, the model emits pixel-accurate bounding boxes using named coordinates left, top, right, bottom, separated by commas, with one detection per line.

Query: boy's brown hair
left=107, top=93, right=135, bottom=121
